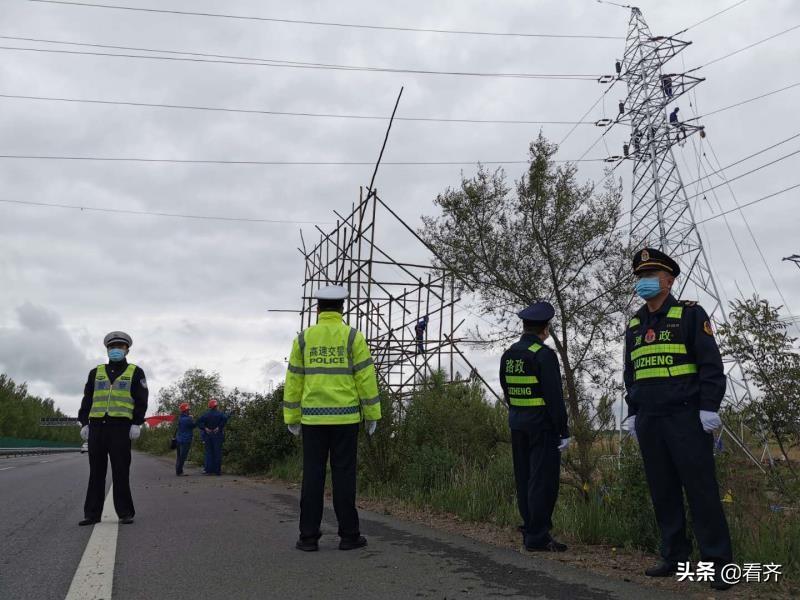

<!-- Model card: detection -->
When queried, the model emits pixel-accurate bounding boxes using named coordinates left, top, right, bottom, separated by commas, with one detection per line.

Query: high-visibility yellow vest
left=89, top=364, right=137, bottom=419
left=502, top=342, right=546, bottom=407
left=284, top=312, right=381, bottom=425
left=628, top=305, right=698, bottom=382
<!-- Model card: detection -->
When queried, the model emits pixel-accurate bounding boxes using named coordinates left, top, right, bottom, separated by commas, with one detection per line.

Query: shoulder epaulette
left=681, top=300, right=697, bottom=307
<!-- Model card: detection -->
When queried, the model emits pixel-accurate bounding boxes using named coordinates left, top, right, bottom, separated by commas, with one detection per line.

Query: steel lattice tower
left=619, top=7, right=770, bottom=469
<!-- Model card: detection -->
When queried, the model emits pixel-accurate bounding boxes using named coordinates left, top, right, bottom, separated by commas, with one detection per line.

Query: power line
left=695, top=23, right=800, bottom=70
left=685, top=146, right=800, bottom=201
left=26, top=0, right=623, bottom=40
left=0, top=93, right=594, bottom=126
left=702, top=81, right=800, bottom=118
left=684, top=0, right=752, bottom=31
left=693, top=182, right=800, bottom=226
left=0, top=155, right=606, bottom=166
left=0, top=198, right=333, bottom=224
left=0, top=43, right=602, bottom=80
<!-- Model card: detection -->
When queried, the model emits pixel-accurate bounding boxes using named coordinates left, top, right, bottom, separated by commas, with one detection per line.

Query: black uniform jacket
left=78, top=359, right=148, bottom=426
left=500, top=334, right=570, bottom=438
left=624, top=294, right=726, bottom=417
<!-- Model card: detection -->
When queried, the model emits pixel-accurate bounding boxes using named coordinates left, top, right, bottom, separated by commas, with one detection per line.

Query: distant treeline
left=0, top=373, right=81, bottom=444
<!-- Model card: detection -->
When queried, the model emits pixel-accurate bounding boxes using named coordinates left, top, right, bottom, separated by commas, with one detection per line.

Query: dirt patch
left=353, top=495, right=794, bottom=600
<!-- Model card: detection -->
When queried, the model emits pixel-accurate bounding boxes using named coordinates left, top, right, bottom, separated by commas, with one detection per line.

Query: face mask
left=635, top=277, right=662, bottom=300
left=108, top=348, right=126, bottom=362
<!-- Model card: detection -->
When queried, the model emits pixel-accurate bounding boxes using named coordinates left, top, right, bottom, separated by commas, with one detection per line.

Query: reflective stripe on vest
left=89, top=364, right=136, bottom=419
left=507, top=342, right=546, bottom=407
left=629, top=305, right=697, bottom=382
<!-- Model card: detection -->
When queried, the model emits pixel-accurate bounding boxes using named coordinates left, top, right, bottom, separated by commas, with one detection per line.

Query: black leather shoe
left=525, top=538, right=567, bottom=552
left=295, top=539, right=319, bottom=552
left=119, top=516, right=135, bottom=525
left=645, top=561, right=679, bottom=577
left=78, top=518, right=100, bottom=526
left=339, top=536, right=368, bottom=550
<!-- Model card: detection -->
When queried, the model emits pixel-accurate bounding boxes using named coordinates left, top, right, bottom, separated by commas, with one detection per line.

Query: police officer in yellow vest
left=499, top=301, right=570, bottom=552
left=77, top=331, right=148, bottom=526
left=284, top=285, right=381, bottom=552
left=623, top=248, right=732, bottom=591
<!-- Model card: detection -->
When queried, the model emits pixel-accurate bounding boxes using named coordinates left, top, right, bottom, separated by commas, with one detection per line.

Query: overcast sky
left=1, top=0, right=798, bottom=419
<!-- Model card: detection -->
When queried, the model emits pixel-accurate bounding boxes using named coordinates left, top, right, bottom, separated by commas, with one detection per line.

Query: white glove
left=365, top=420, right=377, bottom=436
left=287, top=424, right=301, bottom=436
left=622, top=415, right=637, bottom=441
left=80, top=425, right=89, bottom=441
left=558, top=437, right=570, bottom=452
left=129, top=424, right=141, bottom=440
left=699, top=410, right=722, bottom=433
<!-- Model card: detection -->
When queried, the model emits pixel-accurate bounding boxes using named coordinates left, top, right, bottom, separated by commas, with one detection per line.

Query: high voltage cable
left=683, top=0, right=752, bottom=31
left=694, top=23, right=800, bottom=70
left=26, top=0, right=623, bottom=40
left=693, top=183, right=800, bottom=226
left=702, top=81, right=800, bottom=117
left=0, top=155, right=605, bottom=165
left=0, top=93, right=594, bottom=126
left=0, top=44, right=601, bottom=80
left=0, top=198, right=332, bottom=224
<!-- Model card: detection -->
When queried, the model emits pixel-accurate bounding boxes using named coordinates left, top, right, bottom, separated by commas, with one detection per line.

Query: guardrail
left=0, top=447, right=82, bottom=458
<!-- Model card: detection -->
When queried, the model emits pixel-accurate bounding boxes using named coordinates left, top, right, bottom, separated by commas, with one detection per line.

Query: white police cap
left=104, top=331, right=133, bottom=347
left=315, top=285, right=349, bottom=301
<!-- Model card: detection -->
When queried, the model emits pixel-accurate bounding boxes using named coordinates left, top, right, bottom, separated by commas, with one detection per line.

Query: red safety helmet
left=179, top=402, right=190, bottom=413
left=208, top=398, right=219, bottom=409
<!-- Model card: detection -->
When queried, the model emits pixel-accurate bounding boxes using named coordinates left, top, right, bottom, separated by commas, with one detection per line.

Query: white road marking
left=65, top=485, right=118, bottom=600
left=0, top=466, right=15, bottom=471
left=40, top=460, right=51, bottom=463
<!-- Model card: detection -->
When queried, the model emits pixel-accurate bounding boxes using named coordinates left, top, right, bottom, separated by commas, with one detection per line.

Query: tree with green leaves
left=717, top=295, right=800, bottom=482
left=420, top=134, right=631, bottom=495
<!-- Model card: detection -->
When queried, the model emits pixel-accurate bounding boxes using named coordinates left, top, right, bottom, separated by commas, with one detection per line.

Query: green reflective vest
left=628, top=305, right=698, bottom=382
left=284, top=311, right=381, bottom=425
left=89, top=364, right=137, bottom=419
left=503, top=342, right=546, bottom=407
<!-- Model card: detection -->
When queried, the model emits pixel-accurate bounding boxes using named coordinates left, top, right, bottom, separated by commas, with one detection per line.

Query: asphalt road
left=0, top=451, right=683, bottom=600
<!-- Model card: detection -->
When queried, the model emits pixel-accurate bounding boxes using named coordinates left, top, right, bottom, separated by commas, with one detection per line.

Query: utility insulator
left=623, top=143, right=630, bottom=157
left=615, top=60, right=622, bottom=74
left=618, top=101, right=625, bottom=115
left=595, top=118, right=613, bottom=127
left=598, top=75, right=615, bottom=84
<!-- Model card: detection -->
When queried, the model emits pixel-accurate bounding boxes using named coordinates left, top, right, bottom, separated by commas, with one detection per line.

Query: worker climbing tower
left=618, top=7, right=770, bottom=468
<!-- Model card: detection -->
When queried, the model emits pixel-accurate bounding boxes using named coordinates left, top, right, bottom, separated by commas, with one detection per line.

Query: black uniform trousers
left=84, top=423, right=135, bottom=520
left=636, top=408, right=732, bottom=565
left=511, top=428, right=561, bottom=548
left=299, top=423, right=360, bottom=542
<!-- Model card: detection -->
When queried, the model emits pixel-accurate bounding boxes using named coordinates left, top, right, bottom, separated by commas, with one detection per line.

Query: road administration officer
left=499, top=302, right=570, bottom=552
left=175, top=403, right=195, bottom=476
left=196, top=399, right=228, bottom=476
left=622, top=248, right=733, bottom=591
left=284, top=285, right=381, bottom=552
left=77, top=331, right=148, bottom=526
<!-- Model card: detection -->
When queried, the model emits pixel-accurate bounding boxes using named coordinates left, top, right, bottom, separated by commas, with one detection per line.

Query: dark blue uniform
left=624, top=294, right=732, bottom=566
left=196, top=409, right=228, bottom=475
left=175, top=413, right=195, bottom=475
left=500, top=334, right=569, bottom=548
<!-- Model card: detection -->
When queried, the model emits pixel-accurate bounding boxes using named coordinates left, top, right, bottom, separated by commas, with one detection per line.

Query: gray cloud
left=1, top=0, right=798, bottom=416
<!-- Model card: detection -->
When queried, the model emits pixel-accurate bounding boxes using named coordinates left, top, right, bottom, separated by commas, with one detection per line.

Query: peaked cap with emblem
left=633, top=247, right=680, bottom=277
left=315, top=285, right=349, bottom=301
left=517, top=301, right=555, bottom=324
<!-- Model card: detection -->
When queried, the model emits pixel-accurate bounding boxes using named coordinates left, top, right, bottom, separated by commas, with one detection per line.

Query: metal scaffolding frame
left=618, top=7, right=770, bottom=470
left=296, top=187, right=494, bottom=400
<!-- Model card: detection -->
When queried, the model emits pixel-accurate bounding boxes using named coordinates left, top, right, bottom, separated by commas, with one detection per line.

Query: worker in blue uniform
left=175, top=402, right=195, bottom=476
left=196, top=398, right=228, bottom=476
left=415, top=315, right=429, bottom=354
left=622, top=247, right=732, bottom=591
left=499, top=301, right=570, bottom=552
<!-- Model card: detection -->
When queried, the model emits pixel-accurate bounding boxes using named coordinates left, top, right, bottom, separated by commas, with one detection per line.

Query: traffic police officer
left=499, top=301, right=570, bottom=552
left=284, top=285, right=381, bottom=552
left=77, top=331, right=148, bottom=525
left=623, top=248, right=732, bottom=591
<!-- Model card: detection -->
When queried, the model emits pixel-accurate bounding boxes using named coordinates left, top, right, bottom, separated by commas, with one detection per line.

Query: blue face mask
left=635, top=277, right=662, bottom=300
left=108, top=348, right=126, bottom=362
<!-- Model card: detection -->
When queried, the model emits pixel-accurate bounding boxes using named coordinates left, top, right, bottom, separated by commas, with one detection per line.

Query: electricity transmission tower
left=617, top=7, right=770, bottom=470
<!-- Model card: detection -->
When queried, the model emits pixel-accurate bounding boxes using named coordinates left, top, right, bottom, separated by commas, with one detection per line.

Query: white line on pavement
left=0, top=466, right=15, bottom=471
left=65, top=485, right=118, bottom=600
